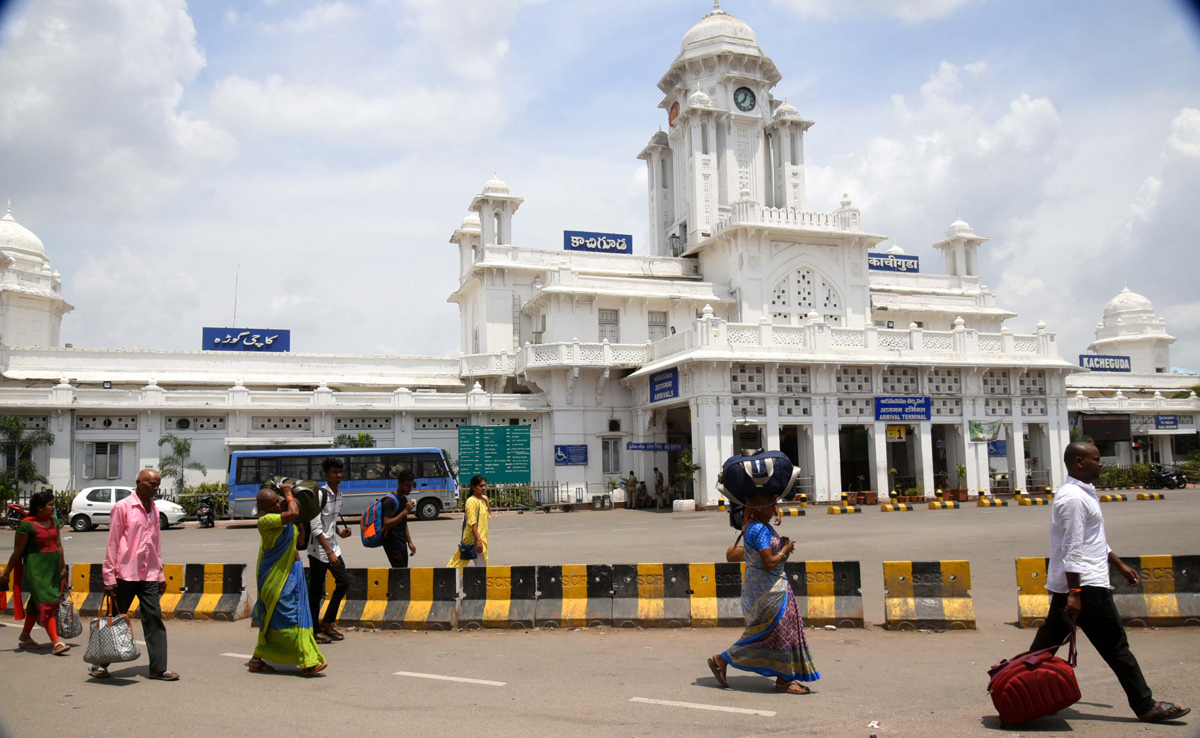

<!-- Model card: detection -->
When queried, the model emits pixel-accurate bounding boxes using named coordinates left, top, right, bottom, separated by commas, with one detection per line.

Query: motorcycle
left=5, top=501, right=28, bottom=529
left=196, top=496, right=216, bottom=528
left=1146, top=465, right=1188, bottom=490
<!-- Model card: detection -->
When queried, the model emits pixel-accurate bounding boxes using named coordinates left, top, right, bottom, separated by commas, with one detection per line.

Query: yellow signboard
left=886, top=426, right=907, bottom=443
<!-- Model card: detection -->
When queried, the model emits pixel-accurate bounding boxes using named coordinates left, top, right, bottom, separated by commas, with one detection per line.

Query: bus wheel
left=416, top=499, right=441, bottom=521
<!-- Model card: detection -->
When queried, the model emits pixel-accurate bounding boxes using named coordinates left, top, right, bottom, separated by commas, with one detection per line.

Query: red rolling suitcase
left=987, top=627, right=1080, bottom=725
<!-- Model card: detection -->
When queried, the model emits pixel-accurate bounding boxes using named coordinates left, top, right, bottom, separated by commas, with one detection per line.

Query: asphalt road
left=0, top=494, right=1197, bottom=737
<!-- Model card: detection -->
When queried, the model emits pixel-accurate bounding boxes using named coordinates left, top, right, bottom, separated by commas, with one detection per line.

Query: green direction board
left=457, top=425, right=532, bottom=486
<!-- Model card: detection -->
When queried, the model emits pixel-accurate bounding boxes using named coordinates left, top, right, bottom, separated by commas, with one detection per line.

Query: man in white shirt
left=1028, top=442, right=1189, bottom=724
left=307, top=457, right=351, bottom=645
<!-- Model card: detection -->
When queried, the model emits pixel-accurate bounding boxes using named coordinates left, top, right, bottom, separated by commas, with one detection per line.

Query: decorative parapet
left=459, top=351, right=517, bottom=377
left=712, top=199, right=862, bottom=238
left=515, top=340, right=648, bottom=374
left=1068, top=389, right=1200, bottom=413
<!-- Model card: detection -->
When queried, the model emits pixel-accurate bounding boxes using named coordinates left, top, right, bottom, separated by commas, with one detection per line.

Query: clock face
left=734, top=86, right=756, bottom=112
left=668, top=102, right=680, bottom=127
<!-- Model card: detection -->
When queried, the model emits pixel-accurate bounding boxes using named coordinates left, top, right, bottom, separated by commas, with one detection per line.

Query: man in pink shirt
left=92, top=469, right=179, bottom=680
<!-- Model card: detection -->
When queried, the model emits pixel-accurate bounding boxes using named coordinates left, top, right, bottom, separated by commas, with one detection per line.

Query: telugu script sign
left=875, top=396, right=931, bottom=422
left=650, top=368, right=679, bottom=403
left=563, top=230, right=633, bottom=254
left=1079, top=354, right=1132, bottom=372
left=202, top=327, right=290, bottom=352
left=457, top=425, right=531, bottom=486
left=867, top=253, right=920, bottom=273
left=626, top=443, right=686, bottom=451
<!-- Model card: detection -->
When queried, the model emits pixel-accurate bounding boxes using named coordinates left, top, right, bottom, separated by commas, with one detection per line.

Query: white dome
left=774, top=100, right=798, bottom=118
left=886, top=244, right=906, bottom=255
left=681, top=4, right=757, bottom=52
left=1103, top=285, right=1154, bottom=317
left=946, top=217, right=973, bottom=236
left=460, top=212, right=481, bottom=231
left=0, top=203, right=47, bottom=259
left=482, top=175, right=510, bottom=196
left=688, top=89, right=713, bottom=108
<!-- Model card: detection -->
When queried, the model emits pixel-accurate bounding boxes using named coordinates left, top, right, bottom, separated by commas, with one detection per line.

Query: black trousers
left=114, top=579, right=167, bottom=674
left=307, top=556, right=348, bottom=627
left=385, top=545, right=408, bottom=568
left=1029, top=586, right=1155, bottom=715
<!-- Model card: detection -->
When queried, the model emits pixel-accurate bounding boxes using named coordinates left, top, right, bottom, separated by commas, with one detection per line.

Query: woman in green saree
left=0, top=491, right=70, bottom=655
left=248, top=482, right=326, bottom=676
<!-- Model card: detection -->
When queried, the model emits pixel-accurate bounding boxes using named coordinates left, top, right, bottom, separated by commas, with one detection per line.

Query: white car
left=69, top=486, right=187, bottom=532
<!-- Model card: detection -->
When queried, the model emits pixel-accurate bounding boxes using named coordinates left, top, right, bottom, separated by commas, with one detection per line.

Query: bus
left=227, top=447, right=457, bottom=521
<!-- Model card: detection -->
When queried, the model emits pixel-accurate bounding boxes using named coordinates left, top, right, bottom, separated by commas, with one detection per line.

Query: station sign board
left=886, top=426, right=907, bottom=443
left=1156, top=415, right=1178, bottom=430
left=650, top=367, right=679, bottom=403
left=867, top=253, right=920, bottom=273
left=1080, top=415, right=1131, bottom=442
left=987, top=440, right=1008, bottom=457
left=875, top=396, right=931, bottom=422
left=457, top=425, right=531, bottom=486
left=564, top=230, right=632, bottom=255
left=203, top=327, right=290, bottom=352
left=626, top=443, right=685, bottom=451
left=1079, top=354, right=1131, bottom=372
left=553, top=444, right=588, bottom=466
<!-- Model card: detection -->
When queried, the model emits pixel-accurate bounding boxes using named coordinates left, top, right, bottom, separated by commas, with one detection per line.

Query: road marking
left=394, top=670, right=506, bottom=686
left=628, top=697, right=774, bottom=717
left=221, top=652, right=254, bottom=660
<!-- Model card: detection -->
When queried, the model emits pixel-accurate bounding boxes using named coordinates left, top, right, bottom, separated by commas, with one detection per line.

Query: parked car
left=69, top=486, right=186, bottom=532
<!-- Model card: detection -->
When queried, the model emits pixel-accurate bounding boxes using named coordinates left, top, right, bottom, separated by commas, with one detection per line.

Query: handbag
left=83, top=594, right=141, bottom=666
left=987, top=625, right=1080, bottom=725
left=725, top=531, right=745, bottom=563
left=457, top=501, right=478, bottom=561
left=56, top=591, right=83, bottom=640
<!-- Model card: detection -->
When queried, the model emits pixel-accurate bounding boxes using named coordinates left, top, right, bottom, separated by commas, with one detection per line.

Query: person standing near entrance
left=94, top=469, right=178, bottom=681
left=308, top=457, right=351, bottom=644
left=381, top=469, right=417, bottom=568
left=654, top=467, right=664, bottom=506
left=626, top=470, right=639, bottom=509
left=1027, top=442, right=1189, bottom=724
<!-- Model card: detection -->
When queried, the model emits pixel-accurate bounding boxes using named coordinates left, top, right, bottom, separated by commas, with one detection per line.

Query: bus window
left=389, top=454, right=414, bottom=478
left=236, top=457, right=280, bottom=486
left=349, top=454, right=388, bottom=481
left=415, top=454, right=448, bottom=479
left=279, top=456, right=313, bottom=480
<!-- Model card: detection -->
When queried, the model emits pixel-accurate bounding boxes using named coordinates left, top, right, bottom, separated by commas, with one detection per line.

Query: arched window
left=769, top=268, right=843, bottom=326
left=494, top=213, right=503, bottom=245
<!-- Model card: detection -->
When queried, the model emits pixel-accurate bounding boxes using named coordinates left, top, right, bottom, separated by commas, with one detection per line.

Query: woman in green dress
left=0, top=491, right=70, bottom=655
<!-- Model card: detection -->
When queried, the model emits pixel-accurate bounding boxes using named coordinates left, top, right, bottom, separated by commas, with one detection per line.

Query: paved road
left=0, top=494, right=1197, bottom=737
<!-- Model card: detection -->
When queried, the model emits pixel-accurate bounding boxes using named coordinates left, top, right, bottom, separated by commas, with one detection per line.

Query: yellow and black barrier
left=68, top=563, right=247, bottom=620
left=1100, top=494, right=1127, bottom=502
left=883, top=560, right=975, bottom=630
left=0, top=564, right=13, bottom=615
left=1015, top=556, right=1200, bottom=628
left=1137, top=492, right=1165, bottom=501
left=977, top=497, right=1008, bottom=507
left=784, top=560, right=864, bottom=628
left=534, top=564, right=613, bottom=628
left=778, top=507, right=805, bottom=517
left=881, top=503, right=915, bottom=512
left=326, top=567, right=457, bottom=630
left=717, top=498, right=727, bottom=512
left=611, top=563, right=692, bottom=628
left=928, top=500, right=960, bottom=510
left=459, top=565, right=537, bottom=629
left=1017, top=495, right=1048, bottom=506
left=686, top=562, right=746, bottom=627
left=827, top=506, right=861, bottom=515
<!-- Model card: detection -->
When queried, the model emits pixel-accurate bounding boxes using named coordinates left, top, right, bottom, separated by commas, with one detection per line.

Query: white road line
left=221, top=652, right=254, bottom=660
left=394, top=670, right=506, bottom=686
left=628, top=697, right=774, bottom=717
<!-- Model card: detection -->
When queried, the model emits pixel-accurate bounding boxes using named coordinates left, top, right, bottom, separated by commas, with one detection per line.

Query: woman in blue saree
left=248, top=482, right=326, bottom=676
left=709, top=494, right=819, bottom=695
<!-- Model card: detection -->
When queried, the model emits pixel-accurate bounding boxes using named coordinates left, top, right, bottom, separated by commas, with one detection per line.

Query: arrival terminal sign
left=457, top=425, right=531, bottom=486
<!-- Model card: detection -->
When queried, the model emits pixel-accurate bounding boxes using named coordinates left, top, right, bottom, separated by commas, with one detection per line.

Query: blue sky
left=1, top=0, right=1199, bottom=368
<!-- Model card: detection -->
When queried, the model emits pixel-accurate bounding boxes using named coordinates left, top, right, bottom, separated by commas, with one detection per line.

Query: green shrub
left=55, top=490, right=75, bottom=522
left=177, top=482, right=230, bottom=518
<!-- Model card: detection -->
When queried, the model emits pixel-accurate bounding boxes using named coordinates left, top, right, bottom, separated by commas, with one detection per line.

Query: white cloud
left=261, top=2, right=358, bottom=34
left=1165, top=107, right=1200, bottom=160
left=773, top=0, right=979, bottom=23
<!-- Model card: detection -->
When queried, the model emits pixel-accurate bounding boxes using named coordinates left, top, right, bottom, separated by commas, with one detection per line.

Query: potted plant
left=675, top=448, right=701, bottom=505
left=860, top=490, right=877, bottom=505
left=950, top=464, right=969, bottom=501
left=843, top=491, right=859, bottom=506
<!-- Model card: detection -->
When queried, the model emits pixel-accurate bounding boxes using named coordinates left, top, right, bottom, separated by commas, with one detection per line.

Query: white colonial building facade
left=1, top=5, right=1192, bottom=502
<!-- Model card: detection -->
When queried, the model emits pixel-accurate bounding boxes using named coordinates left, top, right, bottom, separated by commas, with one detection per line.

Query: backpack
left=715, top=449, right=800, bottom=505
left=299, top=486, right=331, bottom=552
left=360, top=493, right=399, bottom=548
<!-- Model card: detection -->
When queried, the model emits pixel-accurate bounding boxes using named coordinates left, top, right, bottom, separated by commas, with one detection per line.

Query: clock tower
left=639, top=1, right=812, bottom=257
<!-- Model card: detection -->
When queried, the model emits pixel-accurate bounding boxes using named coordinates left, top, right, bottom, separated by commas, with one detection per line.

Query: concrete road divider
left=928, top=500, right=960, bottom=510
left=778, top=507, right=805, bottom=517
left=881, top=503, right=915, bottom=512
left=611, top=563, right=692, bottom=628
left=1015, top=557, right=1052, bottom=628
left=460, top=566, right=538, bottom=630
left=325, top=567, right=456, bottom=630
left=328, top=567, right=390, bottom=628
left=687, top=563, right=744, bottom=627
left=534, top=564, right=613, bottom=628
left=785, top=560, right=864, bottom=628
left=1111, top=555, right=1200, bottom=628
left=977, top=497, right=1008, bottom=507
left=1100, top=494, right=1127, bottom=502
left=1017, top=495, right=1048, bottom=506
left=1137, top=492, right=1166, bottom=501
left=883, top=560, right=976, bottom=630
left=0, top=564, right=13, bottom=614
left=717, top=498, right=728, bottom=512
left=827, top=506, right=861, bottom=515
left=68, top=563, right=245, bottom=620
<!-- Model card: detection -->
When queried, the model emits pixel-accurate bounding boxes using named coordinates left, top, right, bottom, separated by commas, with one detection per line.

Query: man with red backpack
left=380, top=469, right=417, bottom=567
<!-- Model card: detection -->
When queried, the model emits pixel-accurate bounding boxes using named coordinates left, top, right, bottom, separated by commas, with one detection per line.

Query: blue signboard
left=875, top=396, right=931, bottom=421
left=564, top=230, right=632, bottom=255
left=1156, top=415, right=1179, bottom=430
left=203, top=327, right=290, bottom=352
left=1079, top=354, right=1131, bottom=372
left=626, top=443, right=686, bottom=451
left=987, top=440, right=1008, bottom=458
left=554, top=444, right=589, bottom=466
left=650, top=367, right=679, bottom=403
left=867, top=253, right=920, bottom=273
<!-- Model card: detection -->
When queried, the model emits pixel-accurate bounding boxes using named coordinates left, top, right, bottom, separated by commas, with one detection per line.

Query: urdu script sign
left=202, top=327, right=290, bottom=352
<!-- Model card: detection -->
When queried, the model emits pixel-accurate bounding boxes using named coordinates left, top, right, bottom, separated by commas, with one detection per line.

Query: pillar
left=916, top=421, right=935, bottom=498
left=871, top=421, right=888, bottom=494
left=813, top=398, right=838, bottom=502
left=1008, top=417, right=1026, bottom=493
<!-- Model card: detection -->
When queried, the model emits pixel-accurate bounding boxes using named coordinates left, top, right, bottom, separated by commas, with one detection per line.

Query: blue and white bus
left=227, top=447, right=457, bottom=521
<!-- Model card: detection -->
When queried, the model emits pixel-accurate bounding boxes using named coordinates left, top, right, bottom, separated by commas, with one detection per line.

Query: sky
left=1, top=0, right=1199, bottom=369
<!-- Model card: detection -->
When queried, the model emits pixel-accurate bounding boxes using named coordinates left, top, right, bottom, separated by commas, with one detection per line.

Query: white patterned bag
left=83, top=595, right=140, bottom=665
left=56, top=591, right=83, bottom=640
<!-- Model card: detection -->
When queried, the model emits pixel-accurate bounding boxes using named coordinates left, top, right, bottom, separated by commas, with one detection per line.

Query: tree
left=0, top=415, right=54, bottom=500
left=332, top=431, right=376, bottom=449
left=675, top=448, right=701, bottom=496
left=157, top=432, right=207, bottom=498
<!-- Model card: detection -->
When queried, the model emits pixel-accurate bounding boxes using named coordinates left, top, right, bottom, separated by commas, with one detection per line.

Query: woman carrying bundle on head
left=708, top=492, right=820, bottom=695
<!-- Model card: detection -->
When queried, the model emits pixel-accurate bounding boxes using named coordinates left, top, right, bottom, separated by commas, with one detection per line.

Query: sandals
left=89, top=666, right=111, bottom=679
left=18, top=636, right=41, bottom=650
left=247, top=658, right=277, bottom=674
left=1138, top=702, right=1191, bottom=723
left=775, top=680, right=812, bottom=695
left=320, top=626, right=345, bottom=641
left=147, top=671, right=181, bottom=681
left=52, top=641, right=71, bottom=655
left=300, top=662, right=328, bottom=677
left=707, top=656, right=729, bottom=689
left=314, top=632, right=333, bottom=645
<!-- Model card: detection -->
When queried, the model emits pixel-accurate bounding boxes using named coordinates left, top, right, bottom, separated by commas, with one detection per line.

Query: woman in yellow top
left=447, top=475, right=490, bottom=568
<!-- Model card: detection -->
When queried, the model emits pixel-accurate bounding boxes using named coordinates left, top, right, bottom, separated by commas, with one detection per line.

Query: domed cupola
left=680, top=1, right=758, bottom=53
left=1088, top=284, right=1175, bottom=374
left=0, top=201, right=73, bottom=347
left=0, top=201, right=48, bottom=268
